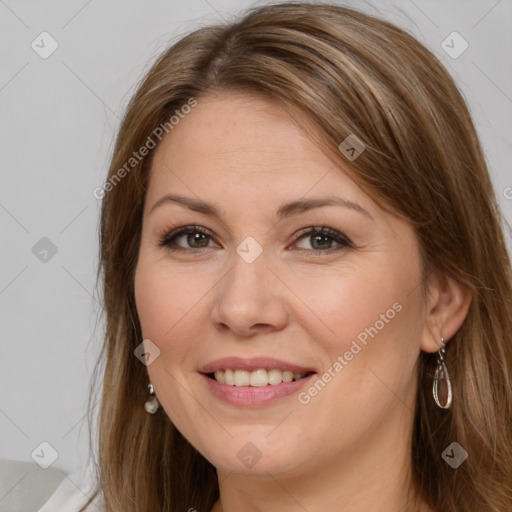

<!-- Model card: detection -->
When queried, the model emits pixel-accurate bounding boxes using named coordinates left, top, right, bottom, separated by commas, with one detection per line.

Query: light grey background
left=1, top=0, right=511, bottom=478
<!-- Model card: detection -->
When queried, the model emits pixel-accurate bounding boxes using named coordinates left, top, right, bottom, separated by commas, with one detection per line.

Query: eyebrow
left=149, top=193, right=373, bottom=220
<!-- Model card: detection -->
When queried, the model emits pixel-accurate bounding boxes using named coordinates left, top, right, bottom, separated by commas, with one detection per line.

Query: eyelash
left=157, top=224, right=352, bottom=254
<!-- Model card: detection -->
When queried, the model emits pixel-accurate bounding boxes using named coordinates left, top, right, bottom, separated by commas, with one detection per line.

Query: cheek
left=134, top=258, right=206, bottom=344
left=287, top=265, right=424, bottom=443
left=134, top=258, right=208, bottom=431
left=134, top=263, right=169, bottom=340
left=289, top=253, right=425, bottom=418
left=289, top=258, right=417, bottom=354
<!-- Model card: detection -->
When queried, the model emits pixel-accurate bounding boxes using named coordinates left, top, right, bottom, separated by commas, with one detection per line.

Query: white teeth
left=249, top=369, right=268, bottom=387
left=224, top=369, right=235, bottom=386
left=267, top=368, right=283, bottom=385
left=282, top=370, right=294, bottom=383
left=212, top=368, right=309, bottom=386
left=234, top=370, right=250, bottom=386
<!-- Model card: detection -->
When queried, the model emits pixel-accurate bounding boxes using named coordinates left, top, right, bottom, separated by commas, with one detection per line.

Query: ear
left=420, top=270, right=472, bottom=353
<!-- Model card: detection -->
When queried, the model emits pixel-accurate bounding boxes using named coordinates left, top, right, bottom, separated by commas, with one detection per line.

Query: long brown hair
left=82, top=2, right=512, bottom=511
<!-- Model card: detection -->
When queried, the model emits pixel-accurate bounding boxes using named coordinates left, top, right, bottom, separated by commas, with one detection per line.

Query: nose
left=210, top=245, right=289, bottom=337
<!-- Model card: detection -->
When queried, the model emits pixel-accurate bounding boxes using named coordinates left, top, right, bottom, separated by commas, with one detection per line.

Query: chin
left=194, top=429, right=311, bottom=477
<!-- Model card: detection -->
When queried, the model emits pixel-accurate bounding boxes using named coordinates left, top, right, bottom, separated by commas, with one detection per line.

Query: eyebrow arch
left=149, top=193, right=373, bottom=220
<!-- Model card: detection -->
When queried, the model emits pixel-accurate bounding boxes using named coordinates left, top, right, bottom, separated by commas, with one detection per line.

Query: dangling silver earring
left=432, top=337, right=452, bottom=409
left=144, top=383, right=160, bottom=414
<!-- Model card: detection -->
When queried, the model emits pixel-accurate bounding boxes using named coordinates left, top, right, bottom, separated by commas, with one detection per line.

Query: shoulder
left=36, top=465, right=103, bottom=512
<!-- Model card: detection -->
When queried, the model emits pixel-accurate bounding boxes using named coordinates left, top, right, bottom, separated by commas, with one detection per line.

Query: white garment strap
left=36, top=466, right=103, bottom=512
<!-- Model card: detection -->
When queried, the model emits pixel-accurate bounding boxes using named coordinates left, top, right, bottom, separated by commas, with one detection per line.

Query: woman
left=38, top=2, right=512, bottom=511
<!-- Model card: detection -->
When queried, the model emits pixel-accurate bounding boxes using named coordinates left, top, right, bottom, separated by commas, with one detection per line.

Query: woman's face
left=134, top=91, right=429, bottom=479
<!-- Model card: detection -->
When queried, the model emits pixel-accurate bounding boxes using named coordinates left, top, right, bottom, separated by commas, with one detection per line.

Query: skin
left=134, top=91, right=471, bottom=512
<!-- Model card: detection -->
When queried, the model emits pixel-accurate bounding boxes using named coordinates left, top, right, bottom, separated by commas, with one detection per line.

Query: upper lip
left=199, top=357, right=317, bottom=374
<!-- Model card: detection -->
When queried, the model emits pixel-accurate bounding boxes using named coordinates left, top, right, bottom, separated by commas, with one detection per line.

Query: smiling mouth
left=206, top=368, right=316, bottom=387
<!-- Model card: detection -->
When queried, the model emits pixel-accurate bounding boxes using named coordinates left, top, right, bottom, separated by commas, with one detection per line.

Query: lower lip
left=200, top=373, right=316, bottom=407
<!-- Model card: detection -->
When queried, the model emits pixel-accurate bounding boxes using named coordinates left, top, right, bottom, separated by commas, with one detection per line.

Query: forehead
left=155, top=94, right=323, bottom=169
left=147, top=92, right=369, bottom=210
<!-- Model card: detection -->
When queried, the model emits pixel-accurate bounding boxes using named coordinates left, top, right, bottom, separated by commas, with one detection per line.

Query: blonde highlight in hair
left=82, top=3, right=512, bottom=511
